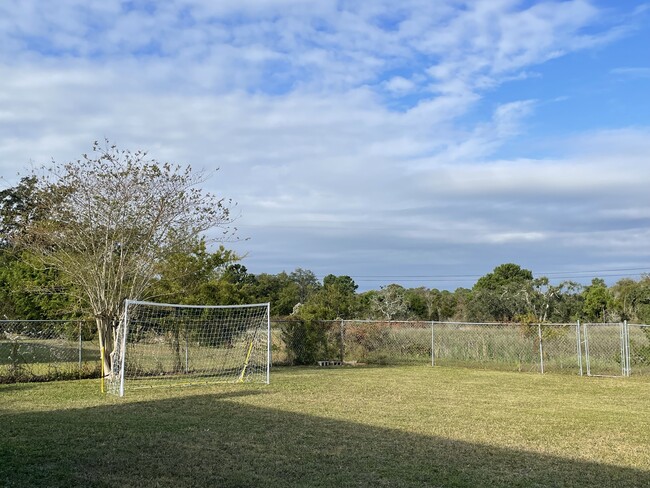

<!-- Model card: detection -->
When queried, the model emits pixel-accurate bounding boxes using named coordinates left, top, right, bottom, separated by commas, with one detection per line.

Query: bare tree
left=24, top=141, right=234, bottom=374
left=371, top=284, right=408, bottom=321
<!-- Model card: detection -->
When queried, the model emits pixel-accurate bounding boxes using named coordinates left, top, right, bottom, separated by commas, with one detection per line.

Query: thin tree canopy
left=19, top=140, right=235, bottom=373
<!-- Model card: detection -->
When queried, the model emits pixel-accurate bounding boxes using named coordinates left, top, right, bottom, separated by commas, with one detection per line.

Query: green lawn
left=2, top=365, right=650, bottom=487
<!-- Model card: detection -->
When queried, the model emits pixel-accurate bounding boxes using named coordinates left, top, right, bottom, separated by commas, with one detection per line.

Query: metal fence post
left=623, top=320, right=631, bottom=377
left=78, top=321, right=83, bottom=370
left=625, top=321, right=630, bottom=377
left=340, top=320, right=345, bottom=362
left=583, top=321, right=591, bottom=377
left=538, top=323, right=544, bottom=374
left=431, top=322, right=435, bottom=367
left=185, top=324, right=189, bottom=374
left=576, top=320, right=583, bottom=376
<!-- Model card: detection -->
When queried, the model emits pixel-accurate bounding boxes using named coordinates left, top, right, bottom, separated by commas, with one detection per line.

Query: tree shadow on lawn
left=1, top=390, right=648, bottom=488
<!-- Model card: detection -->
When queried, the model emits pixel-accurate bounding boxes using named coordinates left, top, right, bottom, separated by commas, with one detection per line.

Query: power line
left=539, top=267, right=650, bottom=276
left=333, top=267, right=650, bottom=283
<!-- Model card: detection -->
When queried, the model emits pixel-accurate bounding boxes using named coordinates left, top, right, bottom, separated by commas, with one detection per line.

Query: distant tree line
left=3, top=156, right=650, bottom=326
left=3, top=204, right=650, bottom=325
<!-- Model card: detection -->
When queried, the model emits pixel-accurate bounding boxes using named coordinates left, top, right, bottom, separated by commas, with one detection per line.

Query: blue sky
left=1, top=0, right=649, bottom=290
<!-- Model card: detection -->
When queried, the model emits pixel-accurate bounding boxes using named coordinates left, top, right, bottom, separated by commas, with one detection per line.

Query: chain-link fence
left=272, top=319, right=649, bottom=377
left=3, top=318, right=649, bottom=383
left=0, top=319, right=101, bottom=383
left=431, top=322, right=580, bottom=374
left=629, top=324, right=650, bottom=375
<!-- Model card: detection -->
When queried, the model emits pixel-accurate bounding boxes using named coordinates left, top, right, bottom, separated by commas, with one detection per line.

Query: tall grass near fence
left=432, top=322, right=578, bottom=373
left=629, top=324, right=650, bottom=374
left=0, top=320, right=100, bottom=383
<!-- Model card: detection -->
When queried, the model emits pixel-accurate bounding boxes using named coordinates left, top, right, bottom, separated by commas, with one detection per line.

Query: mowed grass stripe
left=1, top=366, right=649, bottom=487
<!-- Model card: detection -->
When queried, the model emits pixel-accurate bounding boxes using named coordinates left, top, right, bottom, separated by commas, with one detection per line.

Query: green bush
left=280, top=318, right=339, bottom=365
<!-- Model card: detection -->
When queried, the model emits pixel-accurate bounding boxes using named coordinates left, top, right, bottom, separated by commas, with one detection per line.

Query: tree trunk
left=96, top=316, right=114, bottom=378
left=171, top=325, right=182, bottom=373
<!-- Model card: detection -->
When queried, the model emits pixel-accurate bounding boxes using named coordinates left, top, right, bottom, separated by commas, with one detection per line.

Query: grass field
left=2, top=365, right=650, bottom=487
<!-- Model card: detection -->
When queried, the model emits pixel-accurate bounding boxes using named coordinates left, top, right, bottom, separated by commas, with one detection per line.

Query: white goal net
left=107, top=300, right=270, bottom=396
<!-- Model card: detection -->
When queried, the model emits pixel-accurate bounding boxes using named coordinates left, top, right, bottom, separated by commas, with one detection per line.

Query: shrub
left=280, top=318, right=339, bottom=365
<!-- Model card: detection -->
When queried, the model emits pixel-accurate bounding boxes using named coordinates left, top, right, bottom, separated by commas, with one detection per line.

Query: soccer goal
left=106, top=300, right=270, bottom=396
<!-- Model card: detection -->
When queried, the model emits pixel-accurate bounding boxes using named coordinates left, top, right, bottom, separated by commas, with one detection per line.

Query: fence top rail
left=581, top=322, right=638, bottom=326
left=430, top=321, right=580, bottom=326
left=340, top=319, right=434, bottom=325
left=0, top=319, right=91, bottom=324
left=272, top=319, right=650, bottom=327
left=272, top=319, right=430, bottom=324
left=271, top=319, right=581, bottom=327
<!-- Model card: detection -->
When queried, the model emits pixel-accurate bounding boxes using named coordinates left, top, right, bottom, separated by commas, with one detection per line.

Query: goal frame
left=112, top=299, right=271, bottom=396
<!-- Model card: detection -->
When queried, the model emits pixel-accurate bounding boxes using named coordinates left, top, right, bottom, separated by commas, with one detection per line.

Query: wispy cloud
left=0, top=0, right=648, bottom=286
left=610, top=67, right=650, bottom=79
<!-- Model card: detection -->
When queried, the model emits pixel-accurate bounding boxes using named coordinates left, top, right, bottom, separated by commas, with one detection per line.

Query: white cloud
left=0, top=0, right=647, bottom=287
left=484, top=232, right=548, bottom=244
left=610, top=67, right=650, bottom=79
left=384, top=76, right=416, bottom=93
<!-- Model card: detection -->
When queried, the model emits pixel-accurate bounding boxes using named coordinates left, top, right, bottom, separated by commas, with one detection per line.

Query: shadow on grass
left=1, top=390, right=648, bottom=488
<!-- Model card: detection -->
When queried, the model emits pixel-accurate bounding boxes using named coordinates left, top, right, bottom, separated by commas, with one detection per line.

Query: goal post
left=107, top=300, right=271, bottom=396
